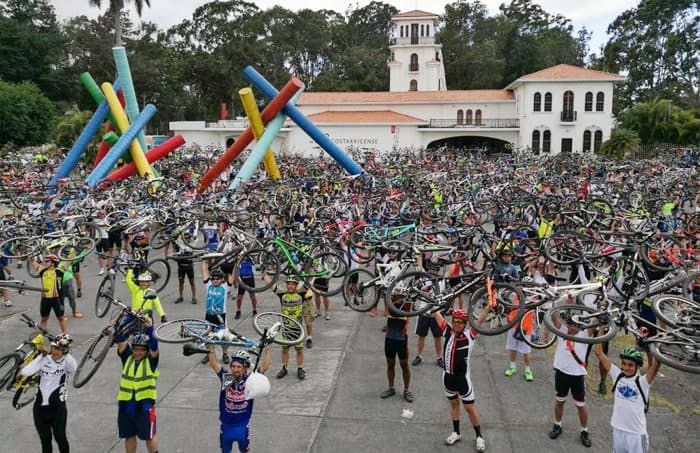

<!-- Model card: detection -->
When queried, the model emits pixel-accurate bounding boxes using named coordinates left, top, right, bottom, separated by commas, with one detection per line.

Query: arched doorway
left=426, top=136, right=511, bottom=153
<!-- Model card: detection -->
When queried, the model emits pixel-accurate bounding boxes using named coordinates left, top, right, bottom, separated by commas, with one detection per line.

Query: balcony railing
left=560, top=110, right=577, bottom=122
left=206, top=119, right=250, bottom=128
left=423, top=118, right=520, bottom=128
left=390, top=37, right=436, bottom=46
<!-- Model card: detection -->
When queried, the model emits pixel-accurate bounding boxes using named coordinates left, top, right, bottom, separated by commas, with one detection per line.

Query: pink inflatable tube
left=105, top=135, right=185, bottom=181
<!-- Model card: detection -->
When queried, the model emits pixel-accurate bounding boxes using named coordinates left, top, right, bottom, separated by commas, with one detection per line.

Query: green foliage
left=0, top=79, right=56, bottom=146
left=52, top=105, right=92, bottom=148
left=599, top=127, right=641, bottom=160
left=618, top=100, right=700, bottom=145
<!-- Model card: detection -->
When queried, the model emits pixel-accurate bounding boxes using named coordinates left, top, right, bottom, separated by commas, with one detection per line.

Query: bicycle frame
left=271, top=236, right=330, bottom=279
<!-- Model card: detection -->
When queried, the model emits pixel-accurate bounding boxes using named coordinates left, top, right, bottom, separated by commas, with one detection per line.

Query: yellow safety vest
left=118, top=355, right=159, bottom=402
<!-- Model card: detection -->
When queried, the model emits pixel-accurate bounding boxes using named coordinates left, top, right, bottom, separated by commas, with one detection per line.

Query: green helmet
left=620, top=347, right=643, bottom=366
left=286, top=275, right=299, bottom=284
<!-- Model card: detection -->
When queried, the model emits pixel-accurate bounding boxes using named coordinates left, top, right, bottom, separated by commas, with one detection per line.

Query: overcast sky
left=50, top=0, right=639, bottom=55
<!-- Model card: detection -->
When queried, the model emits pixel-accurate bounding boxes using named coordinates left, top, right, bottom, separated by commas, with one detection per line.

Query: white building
left=170, top=10, right=624, bottom=156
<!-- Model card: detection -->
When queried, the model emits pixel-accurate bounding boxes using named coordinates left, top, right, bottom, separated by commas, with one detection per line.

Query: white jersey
left=609, top=364, right=651, bottom=435
left=21, top=354, right=77, bottom=406
left=552, top=326, right=589, bottom=376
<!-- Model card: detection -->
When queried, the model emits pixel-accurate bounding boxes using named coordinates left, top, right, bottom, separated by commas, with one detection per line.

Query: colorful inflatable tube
left=106, top=135, right=185, bottom=181
left=230, top=90, right=303, bottom=190
left=242, top=66, right=365, bottom=177
left=86, top=104, right=157, bottom=187
left=197, top=77, right=303, bottom=193
left=239, top=88, right=281, bottom=180
left=80, top=73, right=118, bottom=128
left=113, top=47, right=149, bottom=155
left=93, top=124, right=116, bottom=169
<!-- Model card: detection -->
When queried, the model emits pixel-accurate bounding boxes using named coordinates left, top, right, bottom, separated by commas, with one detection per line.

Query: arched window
left=457, top=109, right=464, bottom=125
left=563, top=91, right=574, bottom=112
left=596, top=92, right=604, bottom=112
left=543, top=130, right=551, bottom=153
left=533, top=92, right=541, bottom=112
left=475, top=109, right=482, bottom=125
left=426, top=25, right=430, bottom=36
left=544, top=92, right=552, bottom=111
left=465, top=109, right=473, bottom=125
left=594, top=130, right=603, bottom=152
left=421, top=24, right=424, bottom=36
left=409, top=79, right=417, bottom=91
left=409, top=53, right=418, bottom=72
left=584, top=92, right=593, bottom=112
left=532, top=130, right=540, bottom=153
left=583, top=130, right=592, bottom=152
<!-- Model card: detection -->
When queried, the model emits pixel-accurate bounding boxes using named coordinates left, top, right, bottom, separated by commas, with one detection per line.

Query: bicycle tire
left=543, top=231, right=582, bottom=265
left=0, top=236, right=34, bottom=259
left=342, top=268, right=379, bottom=312
left=385, top=271, right=443, bottom=317
left=611, top=257, right=649, bottom=301
left=146, top=259, right=171, bottom=293
left=235, top=249, right=279, bottom=293
left=651, top=295, right=700, bottom=328
left=95, top=274, right=115, bottom=318
left=0, top=352, right=22, bottom=391
left=519, top=307, right=557, bottom=349
left=543, top=305, right=618, bottom=344
left=252, top=312, right=305, bottom=346
left=640, top=234, right=684, bottom=272
left=155, top=318, right=217, bottom=344
left=468, top=283, right=526, bottom=335
left=73, top=327, right=115, bottom=388
left=12, top=375, right=38, bottom=409
left=150, top=227, right=170, bottom=250
left=302, top=251, right=347, bottom=297
left=57, top=237, right=95, bottom=261
left=648, top=333, right=700, bottom=374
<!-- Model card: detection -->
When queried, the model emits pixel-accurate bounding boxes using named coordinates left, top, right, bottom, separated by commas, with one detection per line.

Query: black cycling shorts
left=40, top=297, right=64, bottom=318
left=313, top=277, right=329, bottom=292
left=554, top=369, right=586, bottom=404
left=384, top=338, right=408, bottom=360
left=442, top=371, right=474, bottom=403
left=238, top=276, right=255, bottom=295
left=95, top=239, right=110, bottom=253
left=205, top=312, right=226, bottom=326
left=177, top=265, right=194, bottom=282
left=415, top=315, right=442, bottom=338
left=108, top=232, right=122, bottom=249
left=71, top=261, right=80, bottom=273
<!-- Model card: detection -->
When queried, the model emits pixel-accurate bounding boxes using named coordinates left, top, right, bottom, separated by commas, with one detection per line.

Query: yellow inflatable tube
left=239, top=87, right=281, bottom=180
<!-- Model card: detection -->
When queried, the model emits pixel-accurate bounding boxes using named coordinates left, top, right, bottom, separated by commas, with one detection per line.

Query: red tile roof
left=516, top=64, right=625, bottom=82
left=392, top=10, right=438, bottom=19
left=305, top=110, right=426, bottom=123
left=299, top=90, right=514, bottom=104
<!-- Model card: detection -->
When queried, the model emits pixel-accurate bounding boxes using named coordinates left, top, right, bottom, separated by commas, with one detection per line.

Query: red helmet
left=45, top=255, right=60, bottom=264
left=451, top=309, right=468, bottom=322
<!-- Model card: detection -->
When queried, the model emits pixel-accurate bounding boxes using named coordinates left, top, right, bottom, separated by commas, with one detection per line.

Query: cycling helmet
left=137, top=271, right=153, bottom=282
left=620, top=347, right=644, bottom=366
left=210, top=270, right=225, bottom=280
left=286, top=275, right=300, bottom=284
left=51, top=334, right=73, bottom=353
left=521, top=276, right=534, bottom=283
left=45, top=255, right=60, bottom=265
left=143, top=288, right=158, bottom=300
left=230, top=350, right=251, bottom=367
left=130, top=333, right=150, bottom=349
left=451, top=309, right=468, bottom=322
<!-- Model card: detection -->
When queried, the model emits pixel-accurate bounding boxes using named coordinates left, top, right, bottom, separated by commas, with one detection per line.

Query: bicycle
left=73, top=294, right=149, bottom=388
left=0, top=313, right=58, bottom=409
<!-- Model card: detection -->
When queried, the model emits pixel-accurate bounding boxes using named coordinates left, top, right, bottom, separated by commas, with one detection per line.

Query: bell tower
left=388, top=10, right=446, bottom=92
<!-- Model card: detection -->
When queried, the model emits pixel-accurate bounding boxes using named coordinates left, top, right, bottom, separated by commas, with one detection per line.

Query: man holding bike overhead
left=125, top=269, right=167, bottom=324
left=116, top=318, right=160, bottom=453
left=207, top=346, right=271, bottom=453
left=32, top=254, right=70, bottom=333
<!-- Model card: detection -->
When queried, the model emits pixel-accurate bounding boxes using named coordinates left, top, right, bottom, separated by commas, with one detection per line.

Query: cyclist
left=234, top=253, right=258, bottom=319
left=125, top=269, right=167, bottom=324
left=0, top=240, right=13, bottom=307
left=207, top=347, right=272, bottom=453
left=381, top=295, right=414, bottom=403
left=129, top=231, right=151, bottom=270
left=20, top=333, right=76, bottom=453
left=594, top=345, right=660, bottom=453
left=58, top=256, right=82, bottom=319
left=431, top=308, right=490, bottom=452
left=201, top=265, right=233, bottom=364
left=116, top=319, right=160, bottom=453
left=94, top=210, right=111, bottom=275
left=32, top=255, right=69, bottom=333
left=173, top=231, right=196, bottom=304
left=262, top=274, right=311, bottom=380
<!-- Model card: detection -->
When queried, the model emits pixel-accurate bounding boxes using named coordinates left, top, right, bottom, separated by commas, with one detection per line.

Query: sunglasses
left=453, top=319, right=466, bottom=324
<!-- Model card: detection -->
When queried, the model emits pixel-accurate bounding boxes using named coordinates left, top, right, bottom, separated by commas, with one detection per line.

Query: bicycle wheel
left=57, top=236, right=95, bottom=261
left=649, top=332, right=700, bottom=374
left=468, top=283, right=526, bottom=335
left=253, top=312, right=305, bottom=346
left=155, top=319, right=217, bottom=344
left=0, top=352, right=22, bottom=391
left=12, top=375, right=38, bottom=409
left=611, top=257, right=649, bottom=301
left=385, top=271, right=443, bottom=317
left=341, top=269, right=379, bottom=312
left=181, top=221, right=208, bottom=250
left=0, top=236, right=34, bottom=259
left=520, top=307, right=557, bottom=349
left=95, top=274, right=115, bottom=318
left=235, top=249, right=279, bottom=293
left=146, top=259, right=171, bottom=293
left=640, top=234, right=683, bottom=272
left=652, top=295, right=700, bottom=328
left=73, top=327, right=115, bottom=388
left=303, top=251, right=347, bottom=297
left=543, top=231, right=582, bottom=265
left=150, top=227, right=171, bottom=250
left=543, top=305, right=618, bottom=344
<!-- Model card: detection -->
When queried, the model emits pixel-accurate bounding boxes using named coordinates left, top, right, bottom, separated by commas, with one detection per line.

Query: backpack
left=612, top=374, right=649, bottom=414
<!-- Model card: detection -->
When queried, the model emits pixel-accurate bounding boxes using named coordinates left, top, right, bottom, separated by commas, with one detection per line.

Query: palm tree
left=599, top=127, right=641, bottom=160
left=88, top=0, right=151, bottom=46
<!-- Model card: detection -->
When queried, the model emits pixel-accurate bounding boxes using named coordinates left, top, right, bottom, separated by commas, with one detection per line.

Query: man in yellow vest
left=117, top=317, right=160, bottom=453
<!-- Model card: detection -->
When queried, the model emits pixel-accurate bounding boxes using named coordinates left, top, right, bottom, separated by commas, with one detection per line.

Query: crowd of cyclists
left=0, top=144, right=698, bottom=452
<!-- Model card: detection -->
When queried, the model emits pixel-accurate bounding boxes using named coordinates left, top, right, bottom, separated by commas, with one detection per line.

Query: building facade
left=170, top=10, right=624, bottom=156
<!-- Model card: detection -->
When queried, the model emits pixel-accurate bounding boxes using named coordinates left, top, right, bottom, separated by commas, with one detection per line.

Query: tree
left=0, top=80, right=56, bottom=146
left=618, top=99, right=700, bottom=145
left=599, top=0, right=699, bottom=110
left=88, top=0, right=151, bottom=46
left=599, top=127, right=641, bottom=160
left=52, top=105, right=92, bottom=148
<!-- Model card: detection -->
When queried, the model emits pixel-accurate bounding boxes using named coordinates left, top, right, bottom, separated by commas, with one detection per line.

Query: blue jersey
left=238, top=257, right=253, bottom=277
left=205, top=282, right=229, bottom=315
left=217, top=369, right=270, bottom=426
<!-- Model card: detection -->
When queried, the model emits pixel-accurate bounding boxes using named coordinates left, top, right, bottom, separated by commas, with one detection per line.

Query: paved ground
left=0, top=250, right=697, bottom=453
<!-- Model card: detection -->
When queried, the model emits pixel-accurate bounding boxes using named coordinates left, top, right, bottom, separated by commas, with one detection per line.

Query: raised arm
left=258, top=346, right=272, bottom=374
left=207, top=344, right=222, bottom=374
left=593, top=342, right=611, bottom=376
left=645, top=355, right=661, bottom=385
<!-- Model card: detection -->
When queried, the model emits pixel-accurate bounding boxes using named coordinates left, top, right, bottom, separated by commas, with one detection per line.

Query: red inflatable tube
left=197, top=77, right=303, bottom=193
left=105, top=135, right=186, bottom=181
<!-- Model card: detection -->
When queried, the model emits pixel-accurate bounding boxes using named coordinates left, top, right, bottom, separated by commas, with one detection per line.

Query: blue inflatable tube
left=86, top=104, right=157, bottom=187
left=49, top=80, right=122, bottom=189
left=242, top=66, right=365, bottom=176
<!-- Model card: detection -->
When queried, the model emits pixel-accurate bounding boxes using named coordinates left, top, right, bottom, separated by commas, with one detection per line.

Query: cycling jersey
left=125, top=269, right=165, bottom=317
left=218, top=369, right=270, bottom=425
left=39, top=267, right=64, bottom=299
left=439, top=320, right=477, bottom=376
left=205, top=280, right=231, bottom=315
left=21, top=354, right=77, bottom=407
